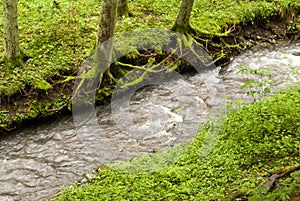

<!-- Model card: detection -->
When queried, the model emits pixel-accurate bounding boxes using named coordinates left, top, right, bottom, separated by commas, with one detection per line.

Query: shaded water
left=0, top=42, right=300, bottom=200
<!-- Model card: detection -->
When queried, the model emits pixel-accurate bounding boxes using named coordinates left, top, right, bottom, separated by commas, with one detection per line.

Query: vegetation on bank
left=54, top=84, right=300, bottom=200
left=0, top=0, right=300, bottom=131
left=0, top=0, right=299, bottom=200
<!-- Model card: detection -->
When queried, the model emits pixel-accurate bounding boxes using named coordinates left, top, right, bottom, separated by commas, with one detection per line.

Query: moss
left=0, top=0, right=300, bottom=133
left=0, top=88, right=72, bottom=132
left=0, top=110, right=9, bottom=129
left=171, top=22, right=196, bottom=35
left=54, top=84, right=300, bottom=200
left=0, top=0, right=298, bottom=198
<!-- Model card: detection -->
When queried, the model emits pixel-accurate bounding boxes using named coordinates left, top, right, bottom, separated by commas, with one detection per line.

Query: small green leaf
left=34, top=79, right=53, bottom=91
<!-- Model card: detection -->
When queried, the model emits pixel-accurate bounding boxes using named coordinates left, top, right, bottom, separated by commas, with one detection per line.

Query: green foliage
left=192, top=0, right=300, bottom=36
left=0, top=0, right=298, bottom=97
left=224, top=86, right=300, bottom=166
left=0, top=110, right=9, bottom=128
left=0, top=0, right=299, bottom=130
left=54, top=85, right=300, bottom=200
left=0, top=0, right=299, bottom=196
left=237, top=65, right=273, bottom=101
left=250, top=171, right=300, bottom=201
left=33, top=79, right=53, bottom=91
left=0, top=0, right=100, bottom=96
left=109, top=144, right=188, bottom=174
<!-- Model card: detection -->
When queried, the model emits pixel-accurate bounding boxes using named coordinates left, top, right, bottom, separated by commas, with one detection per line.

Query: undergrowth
left=0, top=0, right=299, bottom=96
left=54, top=84, right=300, bottom=200
left=1, top=0, right=300, bottom=130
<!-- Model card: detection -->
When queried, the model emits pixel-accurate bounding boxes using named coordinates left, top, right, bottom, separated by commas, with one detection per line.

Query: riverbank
left=1, top=0, right=300, bottom=133
left=53, top=83, right=300, bottom=200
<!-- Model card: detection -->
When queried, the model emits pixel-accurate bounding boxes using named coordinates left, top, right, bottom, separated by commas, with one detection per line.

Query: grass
left=53, top=84, right=300, bottom=200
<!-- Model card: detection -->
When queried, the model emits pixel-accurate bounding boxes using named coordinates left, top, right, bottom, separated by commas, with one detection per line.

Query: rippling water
left=0, top=42, right=300, bottom=200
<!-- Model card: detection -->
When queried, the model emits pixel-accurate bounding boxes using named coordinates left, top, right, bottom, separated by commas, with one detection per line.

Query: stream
left=0, top=42, right=300, bottom=201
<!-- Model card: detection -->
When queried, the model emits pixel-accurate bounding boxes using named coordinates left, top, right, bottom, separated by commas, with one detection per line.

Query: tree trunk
left=172, top=0, right=195, bottom=33
left=3, top=0, right=21, bottom=66
left=97, top=0, right=117, bottom=45
left=96, top=0, right=117, bottom=81
left=117, top=0, right=130, bottom=17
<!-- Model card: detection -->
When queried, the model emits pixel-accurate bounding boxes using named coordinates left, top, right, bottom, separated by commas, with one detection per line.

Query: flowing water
left=0, top=42, right=300, bottom=201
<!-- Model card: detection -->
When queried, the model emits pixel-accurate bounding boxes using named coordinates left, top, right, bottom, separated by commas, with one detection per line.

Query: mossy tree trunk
left=117, top=0, right=130, bottom=17
left=97, top=0, right=117, bottom=45
left=172, top=0, right=195, bottom=33
left=96, top=0, right=117, bottom=81
left=3, top=0, right=21, bottom=66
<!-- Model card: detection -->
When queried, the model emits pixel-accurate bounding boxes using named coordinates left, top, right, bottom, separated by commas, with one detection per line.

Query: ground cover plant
left=0, top=0, right=300, bottom=130
left=0, top=0, right=300, bottom=199
left=53, top=83, right=300, bottom=200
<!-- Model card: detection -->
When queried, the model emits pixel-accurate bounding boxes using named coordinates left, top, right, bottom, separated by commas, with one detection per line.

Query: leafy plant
left=237, top=65, right=273, bottom=101
left=54, top=84, right=300, bottom=201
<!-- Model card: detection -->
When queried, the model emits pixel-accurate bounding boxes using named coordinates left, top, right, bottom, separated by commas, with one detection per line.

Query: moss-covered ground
left=53, top=84, right=300, bottom=200
left=0, top=0, right=299, bottom=200
left=0, top=0, right=300, bottom=132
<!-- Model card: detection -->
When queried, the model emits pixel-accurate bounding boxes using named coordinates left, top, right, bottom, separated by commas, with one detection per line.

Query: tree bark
left=96, top=0, right=118, bottom=83
left=97, top=0, right=117, bottom=45
left=3, top=0, right=21, bottom=65
left=117, top=0, right=130, bottom=17
left=172, top=0, right=195, bottom=33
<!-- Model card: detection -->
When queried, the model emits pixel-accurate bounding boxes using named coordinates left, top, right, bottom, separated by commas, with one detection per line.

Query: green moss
left=53, top=84, right=300, bottom=200
left=0, top=110, right=9, bottom=128
left=0, top=0, right=298, bottom=198
left=0, top=0, right=298, bottom=96
left=0, top=94, right=71, bottom=130
left=0, top=0, right=299, bottom=132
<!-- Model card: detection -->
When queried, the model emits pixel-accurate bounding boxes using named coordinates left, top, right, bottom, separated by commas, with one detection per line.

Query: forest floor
left=0, top=0, right=300, bottom=134
left=0, top=0, right=300, bottom=200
